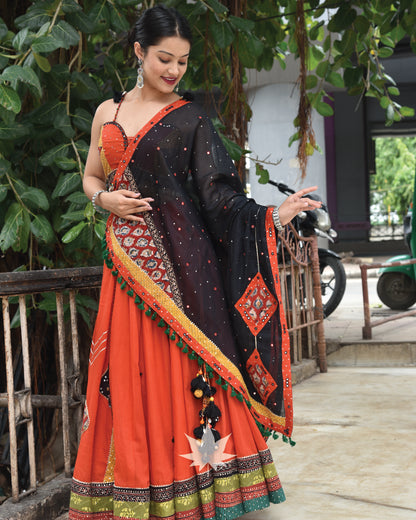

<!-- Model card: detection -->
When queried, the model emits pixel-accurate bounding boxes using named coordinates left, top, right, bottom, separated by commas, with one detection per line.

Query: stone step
left=327, top=342, right=416, bottom=366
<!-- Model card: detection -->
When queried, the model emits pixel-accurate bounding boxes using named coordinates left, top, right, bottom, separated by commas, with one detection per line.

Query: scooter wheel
left=376, top=272, right=416, bottom=310
left=319, top=255, right=346, bottom=317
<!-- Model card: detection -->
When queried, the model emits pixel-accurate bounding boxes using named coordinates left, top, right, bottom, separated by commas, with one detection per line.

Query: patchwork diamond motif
left=246, top=349, right=277, bottom=404
left=234, top=272, right=277, bottom=336
left=114, top=219, right=173, bottom=298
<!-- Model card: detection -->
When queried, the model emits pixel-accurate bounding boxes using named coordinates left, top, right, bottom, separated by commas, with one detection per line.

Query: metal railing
left=360, top=258, right=416, bottom=339
left=0, top=232, right=325, bottom=503
left=277, top=223, right=327, bottom=372
left=0, top=267, right=102, bottom=502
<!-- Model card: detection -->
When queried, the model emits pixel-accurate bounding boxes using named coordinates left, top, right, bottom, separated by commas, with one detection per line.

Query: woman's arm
left=83, top=102, right=154, bottom=222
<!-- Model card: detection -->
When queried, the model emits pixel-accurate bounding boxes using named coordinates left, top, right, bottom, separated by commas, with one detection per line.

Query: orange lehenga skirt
left=69, top=263, right=285, bottom=520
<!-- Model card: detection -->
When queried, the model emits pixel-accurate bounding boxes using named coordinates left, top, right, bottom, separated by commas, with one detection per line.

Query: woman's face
left=135, top=36, right=190, bottom=95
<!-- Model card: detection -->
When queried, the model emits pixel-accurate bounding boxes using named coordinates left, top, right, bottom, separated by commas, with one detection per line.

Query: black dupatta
left=104, top=99, right=293, bottom=440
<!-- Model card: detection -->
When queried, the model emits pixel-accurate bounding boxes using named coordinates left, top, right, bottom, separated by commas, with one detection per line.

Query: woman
left=69, top=5, right=321, bottom=520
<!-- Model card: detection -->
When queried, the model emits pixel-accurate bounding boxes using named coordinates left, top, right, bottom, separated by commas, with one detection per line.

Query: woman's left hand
left=277, top=186, right=322, bottom=226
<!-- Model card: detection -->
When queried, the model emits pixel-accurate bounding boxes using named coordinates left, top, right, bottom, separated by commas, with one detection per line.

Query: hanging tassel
left=191, top=373, right=209, bottom=399
left=203, top=399, right=221, bottom=422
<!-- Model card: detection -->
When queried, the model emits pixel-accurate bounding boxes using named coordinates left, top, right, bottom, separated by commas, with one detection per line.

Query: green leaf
left=12, top=27, right=29, bottom=51
left=327, top=6, right=357, bottom=32
left=228, top=16, right=254, bottom=33
left=0, top=17, right=8, bottom=40
left=1, top=65, right=42, bottom=97
left=61, top=0, right=82, bottom=14
left=32, top=34, right=62, bottom=53
left=380, top=96, right=389, bottom=109
left=109, top=7, right=130, bottom=32
left=327, top=71, right=344, bottom=88
left=65, top=10, right=96, bottom=34
left=94, top=220, right=106, bottom=239
left=205, top=0, right=228, bottom=15
left=71, top=71, right=100, bottom=100
left=88, top=3, right=110, bottom=33
left=55, top=157, right=78, bottom=170
left=39, top=143, right=70, bottom=166
left=15, top=5, right=50, bottom=31
left=399, top=106, right=415, bottom=117
left=378, top=46, right=394, bottom=58
left=0, top=202, right=29, bottom=253
left=343, top=67, right=363, bottom=88
left=61, top=209, right=86, bottom=222
left=255, top=163, right=269, bottom=184
left=0, top=121, right=29, bottom=139
left=316, top=101, right=334, bottom=117
left=61, top=221, right=86, bottom=243
left=209, top=20, right=234, bottom=49
left=65, top=191, right=88, bottom=204
left=354, top=15, right=370, bottom=34
left=51, top=20, right=80, bottom=49
left=338, top=29, right=356, bottom=55
left=20, top=186, right=50, bottom=210
left=387, top=86, right=400, bottom=96
left=33, top=52, right=51, bottom=72
left=52, top=172, right=82, bottom=198
left=30, top=214, right=55, bottom=243
left=54, top=106, right=75, bottom=139
left=309, top=21, right=324, bottom=41
left=218, top=132, right=243, bottom=161
left=237, top=32, right=263, bottom=68
left=0, top=185, right=8, bottom=202
left=0, top=84, right=21, bottom=113
left=305, top=75, right=318, bottom=89
left=316, top=61, right=329, bottom=78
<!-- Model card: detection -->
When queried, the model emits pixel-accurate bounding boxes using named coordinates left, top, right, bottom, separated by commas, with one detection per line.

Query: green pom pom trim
left=158, top=319, right=166, bottom=328
left=127, top=289, right=134, bottom=297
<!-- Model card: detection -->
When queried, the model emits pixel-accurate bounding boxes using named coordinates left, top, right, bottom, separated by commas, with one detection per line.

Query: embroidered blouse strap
left=113, top=91, right=127, bottom=122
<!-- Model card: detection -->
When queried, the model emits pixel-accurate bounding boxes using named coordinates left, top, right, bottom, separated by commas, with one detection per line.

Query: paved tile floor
left=245, top=367, right=416, bottom=520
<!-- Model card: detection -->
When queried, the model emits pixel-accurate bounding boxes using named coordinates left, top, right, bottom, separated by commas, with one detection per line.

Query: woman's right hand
left=99, top=190, right=154, bottom=222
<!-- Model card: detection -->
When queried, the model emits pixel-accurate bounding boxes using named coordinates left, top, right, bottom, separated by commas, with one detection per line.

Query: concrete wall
left=246, top=60, right=327, bottom=209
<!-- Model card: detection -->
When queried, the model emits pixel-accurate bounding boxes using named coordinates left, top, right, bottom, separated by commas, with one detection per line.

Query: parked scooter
left=269, top=180, right=346, bottom=317
left=376, top=171, right=416, bottom=310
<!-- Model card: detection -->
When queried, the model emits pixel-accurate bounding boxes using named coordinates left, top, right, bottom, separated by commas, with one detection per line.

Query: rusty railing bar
left=56, top=292, right=71, bottom=477
left=69, top=290, right=83, bottom=443
left=360, top=259, right=416, bottom=339
left=2, top=297, right=19, bottom=501
left=0, top=266, right=103, bottom=296
left=18, top=295, right=37, bottom=492
left=311, top=235, right=327, bottom=372
left=0, top=393, right=83, bottom=408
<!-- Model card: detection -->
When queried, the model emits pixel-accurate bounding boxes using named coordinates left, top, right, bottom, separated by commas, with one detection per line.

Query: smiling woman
left=68, top=5, right=321, bottom=520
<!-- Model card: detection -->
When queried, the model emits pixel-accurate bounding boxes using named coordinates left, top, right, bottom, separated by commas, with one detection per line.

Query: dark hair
left=128, top=4, right=192, bottom=51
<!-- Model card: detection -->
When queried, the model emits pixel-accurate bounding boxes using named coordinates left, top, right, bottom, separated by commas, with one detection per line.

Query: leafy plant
left=0, top=0, right=416, bottom=272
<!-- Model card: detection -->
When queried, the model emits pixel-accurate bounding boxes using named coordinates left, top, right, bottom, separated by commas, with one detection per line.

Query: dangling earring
left=137, top=58, right=144, bottom=89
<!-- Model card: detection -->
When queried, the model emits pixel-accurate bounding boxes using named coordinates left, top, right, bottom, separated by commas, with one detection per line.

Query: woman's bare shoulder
left=93, top=97, right=118, bottom=125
